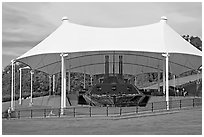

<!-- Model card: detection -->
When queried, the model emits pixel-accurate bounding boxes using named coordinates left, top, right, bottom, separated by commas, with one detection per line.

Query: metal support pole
left=68, top=65, right=71, bottom=94
left=173, top=75, right=176, bottom=95
left=166, top=53, right=169, bottom=110
left=196, top=70, right=200, bottom=97
left=49, top=75, right=52, bottom=96
left=162, top=58, right=165, bottom=95
left=135, top=76, right=137, bottom=86
left=157, top=65, right=160, bottom=92
left=13, top=63, right=15, bottom=109
left=141, top=70, right=144, bottom=87
left=162, top=53, right=169, bottom=110
left=53, top=75, right=55, bottom=95
left=83, top=70, right=86, bottom=89
left=90, top=75, right=93, bottom=86
left=30, top=70, right=34, bottom=106
left=60, top=53, right=68, bottom=115
left=19, top=69, right=22, bottom=105
left=63, top=65, right=66, bottom=109
left=11, top=59, right=14, bottom=110
left=19, top=66, right=30, bottom=105
left=61, top=54, right=64, bottom=114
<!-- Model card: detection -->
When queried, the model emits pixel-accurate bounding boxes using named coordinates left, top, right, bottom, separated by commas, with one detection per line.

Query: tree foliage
left=182, top=35, right=202, bottom=51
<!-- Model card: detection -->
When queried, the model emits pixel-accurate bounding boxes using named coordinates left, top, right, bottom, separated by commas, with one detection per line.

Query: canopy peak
left=160, top=16, right=167, bottom=23
left=61, top=16, right=69, bottom=22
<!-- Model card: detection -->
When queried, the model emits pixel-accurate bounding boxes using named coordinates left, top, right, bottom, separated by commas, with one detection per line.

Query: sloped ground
left=2, top=95, right=71, bottom=112
left=2, top=95, right=198, bottom=112
left=144, top=73, right=202, bottom=89
left=2, top=107, right=201, bottom=135
left=3, top=73, right=201, bottom=112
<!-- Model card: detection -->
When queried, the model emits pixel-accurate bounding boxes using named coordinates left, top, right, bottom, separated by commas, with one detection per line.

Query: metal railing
left=3, top=97, right=202, bottom=119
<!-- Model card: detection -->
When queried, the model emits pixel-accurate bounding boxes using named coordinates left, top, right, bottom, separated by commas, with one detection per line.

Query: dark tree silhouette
left=182, top=35, right=202, bottom=51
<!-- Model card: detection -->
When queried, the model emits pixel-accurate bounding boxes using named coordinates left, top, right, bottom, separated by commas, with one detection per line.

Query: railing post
left=193, top=98, right=195, bottom=107
left=31, top=110, right=33, bottom=119
left=106, top=106, right=108, bottom=117
left=73, top=107, right=75, bottom=117
left=18, top=111, right=20, bottom=119
left=151, top=102, right=154, bottom=112
left=58, top=108, right=61, bottom=117
left=180, top=100, right=182, bottom=109
left=119, top=107, right=122, bottom=116
left=136, top=104, right=138, bottom=113
left=44, top=109, right=46, bottom=118
left=89, top=107, right=91, bottom=117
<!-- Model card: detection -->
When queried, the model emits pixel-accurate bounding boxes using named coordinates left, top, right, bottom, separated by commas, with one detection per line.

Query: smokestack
left=119, top=55, right=123, bottom=76
left=105, top=55, right=109, bottom=77
left=113, top=52, right=115, bottom=75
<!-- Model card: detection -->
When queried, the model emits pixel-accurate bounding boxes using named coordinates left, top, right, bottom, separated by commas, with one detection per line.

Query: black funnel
left=119, top=55, right=123, bottom=76
left=105, top=55, right=109, bottom=78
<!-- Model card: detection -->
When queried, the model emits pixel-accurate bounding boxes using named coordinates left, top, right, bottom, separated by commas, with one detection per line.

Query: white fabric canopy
left=16, top=17, right=202, bottom=76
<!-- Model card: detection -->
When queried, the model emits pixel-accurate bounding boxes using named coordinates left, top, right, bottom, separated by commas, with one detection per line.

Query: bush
left=2, top=110, right=17, bottom=119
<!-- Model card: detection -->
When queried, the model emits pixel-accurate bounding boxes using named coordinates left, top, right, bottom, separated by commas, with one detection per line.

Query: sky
left=2, top=2, right=202, bottom=68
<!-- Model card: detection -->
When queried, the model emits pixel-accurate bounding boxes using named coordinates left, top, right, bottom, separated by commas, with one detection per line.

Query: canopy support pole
left=29, top=70, right=34, bottom=106
left=135, top=76, right=137, bottom=86
left=11, top=59, right=15, bottom=110
left=163, top=53, right=169, bottom=110
left=19, top=66, right=30, bottom=105
left=196, top=70, right=200, bottom=97
left=49, top=75, right=52, bottom=96
left=60, top=54, right=64, bottom=115
left=13, top=63, right=16, bottom=109
left=60, top=53, right=68, bottom=115
left=173, top=75, right=176, bottom=93
left=63, top=67, right=66, bottom=109
left=19, top=68, right=22, bottom=105
left=68, top=64, right=71, bottom=94
left=53, top=75, right=55, bottom=95
left=157, top=65, right=160, bottom=92
left=141, top=70, right=144, bottom=88
left=90, top=75, right=93, bottom=86
left=163, top=58, right=165, bottom=95
left=83, top=69, right=86, bottom=89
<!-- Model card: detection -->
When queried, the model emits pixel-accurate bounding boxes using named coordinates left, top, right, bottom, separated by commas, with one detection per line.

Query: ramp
left=83, top=94, right=102, bottom=106
left=67, top=94, right=78, bottom=106
left=144, top=73, right=202, bottom=89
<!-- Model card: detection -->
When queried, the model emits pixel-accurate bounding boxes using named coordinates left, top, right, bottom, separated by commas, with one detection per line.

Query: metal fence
left=4, top=97, right=202, bottom=119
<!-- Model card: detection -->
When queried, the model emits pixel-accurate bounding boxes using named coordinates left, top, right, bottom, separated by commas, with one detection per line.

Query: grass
left=2, top=96, right=201, bottom=119
left=2, top=107, right=202, bottom=135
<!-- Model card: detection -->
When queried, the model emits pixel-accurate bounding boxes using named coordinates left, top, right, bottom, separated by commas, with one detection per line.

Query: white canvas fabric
left=16, top=17, right=202, bottom=75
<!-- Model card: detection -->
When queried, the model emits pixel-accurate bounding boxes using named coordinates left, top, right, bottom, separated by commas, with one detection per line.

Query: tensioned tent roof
left=16, top=17, right=202, bottom=76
